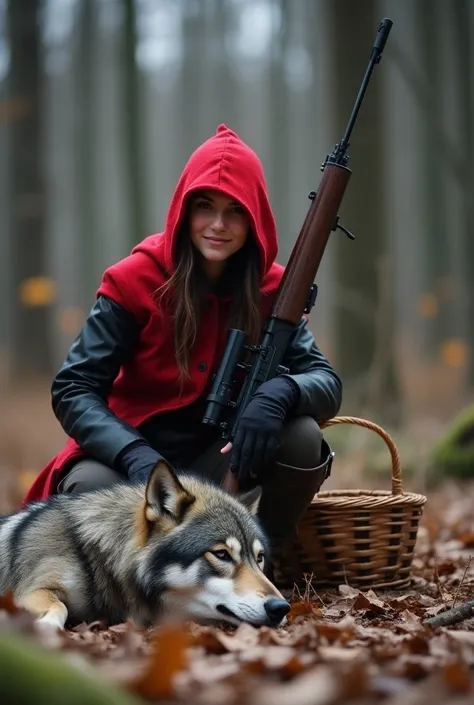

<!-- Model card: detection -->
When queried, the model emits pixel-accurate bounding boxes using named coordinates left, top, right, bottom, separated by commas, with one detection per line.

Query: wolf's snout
left=264, top=596, right=291, bottom=624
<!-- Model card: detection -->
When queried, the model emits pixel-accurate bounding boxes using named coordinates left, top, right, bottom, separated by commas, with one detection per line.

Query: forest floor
left=1, top=382, right=473, bottom=703
left=1, top=482, right=473, bottom=704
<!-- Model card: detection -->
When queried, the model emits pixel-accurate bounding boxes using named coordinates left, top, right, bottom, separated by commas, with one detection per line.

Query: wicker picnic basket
left=281, top=416, right=427, bottom=592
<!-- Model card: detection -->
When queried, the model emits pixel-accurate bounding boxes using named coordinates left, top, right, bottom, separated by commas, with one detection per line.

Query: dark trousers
left=57, top=415, right=333, bottom=579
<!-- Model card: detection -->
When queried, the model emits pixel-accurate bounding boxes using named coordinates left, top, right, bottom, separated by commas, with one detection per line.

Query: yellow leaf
left=440, top=339, right=468, bottom=368
left=18, top=277, right=56, bottom=307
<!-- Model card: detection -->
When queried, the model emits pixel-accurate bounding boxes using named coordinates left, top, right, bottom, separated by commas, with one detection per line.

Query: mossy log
left=0, top=630, right=141, bottom=705
left=432, top=406, right=474, bottom=479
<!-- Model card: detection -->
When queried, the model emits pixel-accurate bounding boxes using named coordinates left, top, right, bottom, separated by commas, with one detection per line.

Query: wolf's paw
left=35, top=613, right=66, bottom=632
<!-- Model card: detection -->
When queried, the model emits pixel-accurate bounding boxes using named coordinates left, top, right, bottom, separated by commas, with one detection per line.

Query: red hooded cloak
left=24, top=125, right=285, bottom=503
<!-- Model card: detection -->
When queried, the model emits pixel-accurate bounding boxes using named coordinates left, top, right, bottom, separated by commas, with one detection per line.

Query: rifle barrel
left=338, top=18, right=393, bottom=160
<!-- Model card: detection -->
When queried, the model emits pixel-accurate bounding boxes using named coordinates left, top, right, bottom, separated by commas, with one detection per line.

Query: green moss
left=432, top=406, right=474, bottom=479
left=0, top=630, right=141, bottom=705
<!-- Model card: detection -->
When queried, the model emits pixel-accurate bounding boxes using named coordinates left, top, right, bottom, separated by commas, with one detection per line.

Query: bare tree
left=328, top=0, right=400, bottom=424
left=7, top=0, right=51, bottom=380
left=452, top=0, right=474, bottom=386
left=122, top=0, right=146, bottom=246
left=75, top=0, right=97, bottom=307
left=418, top=0, right=450, bottom=355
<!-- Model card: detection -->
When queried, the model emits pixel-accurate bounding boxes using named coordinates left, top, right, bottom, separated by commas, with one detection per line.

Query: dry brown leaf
left=395, top=654, right=438, bottom=679
left=249, top=665, right=339, bottom=705
left=185, top=654, right=240, bottom=685
left=445, top=630, right=474, bottom=647
left=352, top=590, right=388, bottom=615
left=457, top=532, right=474, bottom=548
left=126, top=622, right=189, bottom=700
left=355, top=624, right=402, bottom=644
left=403, top=634, right=430, bottom=655
left=289, top=601, right=322, bottom=620
left=321, top=605, right=353, bottom=619
left=423, top=604, right=447, bottom=618
left=442, top=662, right=472, bottom=693
left=265, top=622, right=318, bottom=649
left=318, top=645, right=365, bottom=662
left=388, top=595, right=414, bottom=611
left=338, top=661, right=370, bottom=699
left=241, top=644, right=311, bottom=679
left=317, top=616, right=356, bottom=645
left=338, top=585, right=360, bottom=599
left=0, top=591, right=20, bottom=614
left=398, top=610, right=424, bottom=632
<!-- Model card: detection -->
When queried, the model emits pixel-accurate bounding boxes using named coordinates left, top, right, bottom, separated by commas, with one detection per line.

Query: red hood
left=133, top=124, right=278, bottom=279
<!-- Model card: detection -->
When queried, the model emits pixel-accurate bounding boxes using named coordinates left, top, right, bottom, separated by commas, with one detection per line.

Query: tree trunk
left=75, top=0, right=97, bottom=308
left=452, top=1, right=474, bottom=386
left=123, top=0, right=146, bottom=247
left=7, top=0, right=51, bottom=379
left=418, top=0, right=449, bottom=355
left=267, top=0, right=291, bottom=263
left=328, top=0, right=400, bottom=424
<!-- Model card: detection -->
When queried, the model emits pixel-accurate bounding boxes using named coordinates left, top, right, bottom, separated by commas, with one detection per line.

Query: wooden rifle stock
left=272, top=164, right=352, bottom=324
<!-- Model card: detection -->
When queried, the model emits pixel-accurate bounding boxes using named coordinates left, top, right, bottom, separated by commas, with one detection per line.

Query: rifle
left=202, top=18, right=393, bottom=493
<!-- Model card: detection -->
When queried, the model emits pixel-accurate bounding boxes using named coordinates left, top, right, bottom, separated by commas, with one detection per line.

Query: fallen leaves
left=127, top=623, right=189, bottom=700
left=442, top=661, right=472, bottom=694
left=1, top=482, right=474, bottom=703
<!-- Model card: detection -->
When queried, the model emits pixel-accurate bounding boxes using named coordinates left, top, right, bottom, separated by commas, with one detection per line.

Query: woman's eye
left=195, top=200, right=212, bottom=210
left=212, top=549, right=232, bottom=561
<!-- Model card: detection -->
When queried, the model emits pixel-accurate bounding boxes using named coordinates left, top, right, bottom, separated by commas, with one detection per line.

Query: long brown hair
left=156, top=223, right=262, bottom=380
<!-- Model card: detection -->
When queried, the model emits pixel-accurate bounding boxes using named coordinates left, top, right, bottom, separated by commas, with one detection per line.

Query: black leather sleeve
left=51, top=295, right=148, bottom=468
left=281, top=317, right=343, bottom=422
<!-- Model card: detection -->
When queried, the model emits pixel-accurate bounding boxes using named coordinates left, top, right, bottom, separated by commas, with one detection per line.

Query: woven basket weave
left=277, top=416, right=427, bottom=592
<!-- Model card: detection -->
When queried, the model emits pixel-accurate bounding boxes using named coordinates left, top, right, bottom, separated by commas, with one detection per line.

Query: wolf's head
left=136, top=460, right=290, bottom=628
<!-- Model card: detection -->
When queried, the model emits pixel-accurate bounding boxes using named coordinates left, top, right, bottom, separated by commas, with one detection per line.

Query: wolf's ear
left=238, top=485, right=262, bottom=516
left=145, top=460, right=195, bottom=523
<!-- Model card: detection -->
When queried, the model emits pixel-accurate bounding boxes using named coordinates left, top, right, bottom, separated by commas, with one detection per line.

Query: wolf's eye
left=212, top=549, right=233, bottom=562
left=257, top=552, right=265, bottom=565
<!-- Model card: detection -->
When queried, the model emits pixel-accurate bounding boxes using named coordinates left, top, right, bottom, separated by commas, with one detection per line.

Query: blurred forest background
left=1, top=0, right=474, bottom=489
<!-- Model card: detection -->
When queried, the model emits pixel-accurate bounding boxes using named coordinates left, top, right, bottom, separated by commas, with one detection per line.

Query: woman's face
left=188, top=189, right=250, bottom=279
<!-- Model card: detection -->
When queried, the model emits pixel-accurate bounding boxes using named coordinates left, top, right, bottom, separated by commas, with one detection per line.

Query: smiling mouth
left=204, top=236, right=231, bottom=244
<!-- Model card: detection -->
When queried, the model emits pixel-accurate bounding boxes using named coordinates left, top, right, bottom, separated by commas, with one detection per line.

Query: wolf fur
left=0, top=460, right=290, bottom=631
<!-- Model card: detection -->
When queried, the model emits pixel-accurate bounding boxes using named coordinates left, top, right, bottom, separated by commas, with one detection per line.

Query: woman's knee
left=276, top=415, right=323, bottom=468
left=56, top=458, right=123, bottom=495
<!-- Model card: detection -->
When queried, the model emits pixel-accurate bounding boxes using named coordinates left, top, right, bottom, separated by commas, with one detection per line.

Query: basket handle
left=320, top=416, right=403, bottom=496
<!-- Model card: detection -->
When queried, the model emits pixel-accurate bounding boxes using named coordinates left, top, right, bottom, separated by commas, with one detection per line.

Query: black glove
left=117, top=440, right=164, bottom=484
left=229, top=376, right=300, bottom=486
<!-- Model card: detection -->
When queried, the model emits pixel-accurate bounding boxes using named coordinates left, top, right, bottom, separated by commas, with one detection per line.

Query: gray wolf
left=0, top=460, right=290, bottom=630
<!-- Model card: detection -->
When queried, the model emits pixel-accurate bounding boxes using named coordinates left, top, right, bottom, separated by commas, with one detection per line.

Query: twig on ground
left=424, top=598, right=474, bottom=628
left=451, top=556, right=472, bottom=608
left=291, top=573, right=327, bottom=606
